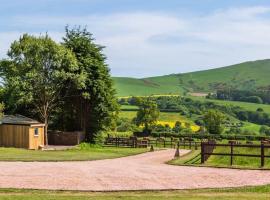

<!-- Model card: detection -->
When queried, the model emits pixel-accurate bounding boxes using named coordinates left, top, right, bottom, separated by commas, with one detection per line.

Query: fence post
left=189, top=140, right=191, bottom=149
left=164, top=139, right=165, bottom=148
left=230, top=142, right=233, bottom=166
left=261, top=143, right=265, bottom=167
left=201, top=142, right=205, bottom=164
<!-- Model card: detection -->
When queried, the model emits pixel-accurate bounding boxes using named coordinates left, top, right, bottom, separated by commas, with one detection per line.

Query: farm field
left=0, top=146, right=147, bottom=161
left=190, top=96, right=270, bottom=114
left=1, top=185, right=270, bottom=200
left=120, top=104, right=262, bottom=134
left=119, top=109, right=200, bottom=131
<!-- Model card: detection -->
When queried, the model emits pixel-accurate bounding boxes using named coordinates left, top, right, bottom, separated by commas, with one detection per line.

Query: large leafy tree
left=62, top=27, right=119, bottom=142
left=0, top=34, right=83, bottom=144
left=134, top=98, right=159, bottom=132
left=203, top=110, right=225, bottom=134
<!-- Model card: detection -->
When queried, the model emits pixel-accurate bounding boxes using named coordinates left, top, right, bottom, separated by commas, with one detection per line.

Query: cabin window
left=34, top=128, right=39, bottom=136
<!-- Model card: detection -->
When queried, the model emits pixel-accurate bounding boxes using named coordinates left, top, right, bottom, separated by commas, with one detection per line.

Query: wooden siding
left=29, top=127, right=44, bottom=150
left=0, top=125, right=44, bottom=150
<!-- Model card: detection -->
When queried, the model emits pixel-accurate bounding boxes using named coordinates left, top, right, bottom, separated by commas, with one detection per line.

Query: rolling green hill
left=113, top=59, right=270, bottom=96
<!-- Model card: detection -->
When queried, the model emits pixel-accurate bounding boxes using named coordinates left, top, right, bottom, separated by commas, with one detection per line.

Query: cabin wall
left=0, top=125, right=44, bottom=150
left=29, top=126, right=44, bottom=150
left=0, top=124, right=30, bottom=148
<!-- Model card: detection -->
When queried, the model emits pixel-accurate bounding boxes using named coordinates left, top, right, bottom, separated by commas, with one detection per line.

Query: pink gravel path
left=1, top=149, right=270, bottom=191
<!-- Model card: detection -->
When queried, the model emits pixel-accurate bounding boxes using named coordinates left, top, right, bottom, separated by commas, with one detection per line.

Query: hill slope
left=113, top=59, right=270, bottom=96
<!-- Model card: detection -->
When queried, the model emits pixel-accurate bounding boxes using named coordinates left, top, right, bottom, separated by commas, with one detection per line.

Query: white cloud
left=1, top=7, right=270, bottom=77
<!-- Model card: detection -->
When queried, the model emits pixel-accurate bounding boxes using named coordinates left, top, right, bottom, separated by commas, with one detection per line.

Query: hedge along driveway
left=1, top=149, right=270, bottom=191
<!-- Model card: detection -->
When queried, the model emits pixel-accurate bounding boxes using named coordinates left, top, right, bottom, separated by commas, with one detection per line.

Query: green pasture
left=113, top=59, right=270, bottom=97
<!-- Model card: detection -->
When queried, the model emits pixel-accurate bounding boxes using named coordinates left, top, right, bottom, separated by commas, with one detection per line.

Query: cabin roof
left=0, top=115, right=45, bottom=126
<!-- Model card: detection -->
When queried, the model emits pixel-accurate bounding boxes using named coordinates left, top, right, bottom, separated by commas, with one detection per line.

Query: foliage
left=0, top=103, right=4, bottom=120
left=260, top=125, right=270, bottom=136
left=134, top=98, right=160, bottom=131
left=203, top=110, right=225, bottom=134
left=61, top=26, right=119, bottom=142
left=213, top=89, right=267, bottom=104
left=116, top=118, right=141, bottom=132
left=0, top=34, right=82, bottom=144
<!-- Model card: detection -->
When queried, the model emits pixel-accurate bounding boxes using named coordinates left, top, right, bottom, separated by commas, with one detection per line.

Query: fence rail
left=201, top=141, right=270, bottom=167
left=104, top=137, right=148, bottom=148
left=104, top=136, right=199, bottom=149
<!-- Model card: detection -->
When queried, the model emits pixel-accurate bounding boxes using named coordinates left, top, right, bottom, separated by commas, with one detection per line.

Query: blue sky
left=1, top=0, right=270, bottom=77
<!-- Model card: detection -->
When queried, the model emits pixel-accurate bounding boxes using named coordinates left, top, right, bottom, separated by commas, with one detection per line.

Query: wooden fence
left=201, top=141, right=270, bottom=167
left=104, top=136, right=200, bottom=149
left=104, top=137, right=148, bottom=148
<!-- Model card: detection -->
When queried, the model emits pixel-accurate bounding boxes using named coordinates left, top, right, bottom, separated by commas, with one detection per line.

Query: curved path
left=1, top=149, right=270, bottom=191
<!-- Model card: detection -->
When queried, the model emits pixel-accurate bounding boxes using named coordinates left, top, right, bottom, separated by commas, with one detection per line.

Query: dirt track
left=1, top=149, right=270, bottom=191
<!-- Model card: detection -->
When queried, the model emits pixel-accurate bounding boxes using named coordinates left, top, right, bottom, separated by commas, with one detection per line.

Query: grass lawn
left=170, top=143, right=270, bottom=169
left=206, top=145, right=270, bottom=169
left=169, top=150, right=201, bottom=165
left=0, top=146, right=148, bottom=162
left=1, top=185, right=270, bottom=199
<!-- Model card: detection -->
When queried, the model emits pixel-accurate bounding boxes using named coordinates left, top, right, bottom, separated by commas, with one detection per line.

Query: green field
left=0, top=146, right=147, bottom=161
left=120, top=104, right=262, bottom=134
left=190, top=96, right=270, bottom=114
left=113, top=59, right=270, bottom=96
left=1, top=186, right=270, bottom=200
left=119, top=110, right=194, bottom=125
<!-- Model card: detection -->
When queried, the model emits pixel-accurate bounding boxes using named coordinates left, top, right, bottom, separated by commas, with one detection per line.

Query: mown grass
left=1, top=185, right=270, bottom=200
left=0, top=146, right=147, bottom=162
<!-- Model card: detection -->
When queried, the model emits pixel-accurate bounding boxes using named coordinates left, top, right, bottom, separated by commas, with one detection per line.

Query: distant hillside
left=113, top=59, right=270, bottom=96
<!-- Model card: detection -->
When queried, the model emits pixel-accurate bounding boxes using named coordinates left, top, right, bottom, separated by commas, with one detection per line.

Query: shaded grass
left=0, top=147, right=148, bottom=162
left=1, top=185, right=270, bottom=200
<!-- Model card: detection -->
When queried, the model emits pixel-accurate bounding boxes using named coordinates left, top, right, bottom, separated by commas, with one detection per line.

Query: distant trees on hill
left=207, top=89, right=270, bottom=104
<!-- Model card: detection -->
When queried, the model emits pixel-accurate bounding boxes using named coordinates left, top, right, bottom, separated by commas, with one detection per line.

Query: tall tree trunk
left=44, top=115, right=48, bottom=146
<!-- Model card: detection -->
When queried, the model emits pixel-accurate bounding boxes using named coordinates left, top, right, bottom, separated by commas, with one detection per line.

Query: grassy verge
left=0, top=146, right=148, bottom=162
left=1, top=185, right=270, bottom=200
left=206, top=145, right=270, bottom=169
left=168, top=150, right=201, bottom=165
left=171, top=144, right=270, bottom=169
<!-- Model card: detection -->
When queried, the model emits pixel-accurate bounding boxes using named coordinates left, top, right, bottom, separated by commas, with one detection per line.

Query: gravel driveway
left=1, top=149, right=270, bottom=191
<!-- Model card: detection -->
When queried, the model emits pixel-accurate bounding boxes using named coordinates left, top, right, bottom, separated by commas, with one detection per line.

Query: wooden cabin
left=0, top=115, right=45, bottom=150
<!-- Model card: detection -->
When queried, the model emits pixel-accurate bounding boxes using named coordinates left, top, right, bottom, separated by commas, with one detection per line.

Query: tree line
left=207, top=89, right=270, bottom=104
